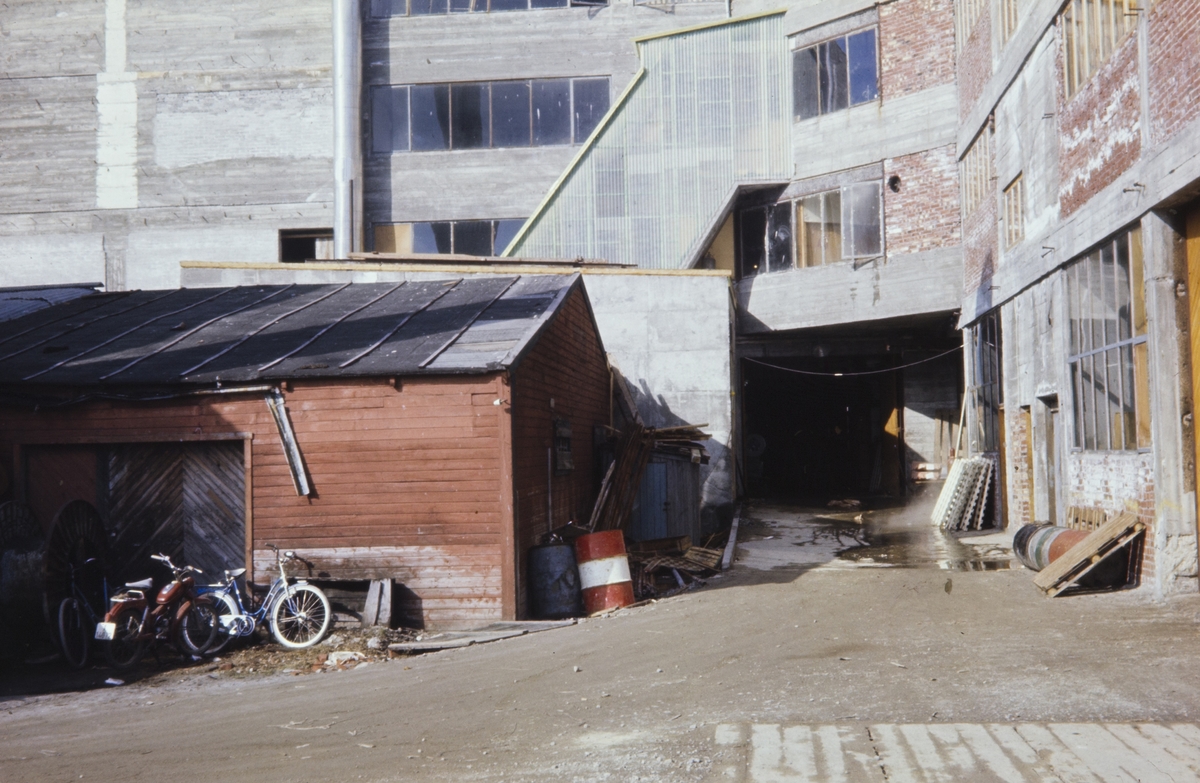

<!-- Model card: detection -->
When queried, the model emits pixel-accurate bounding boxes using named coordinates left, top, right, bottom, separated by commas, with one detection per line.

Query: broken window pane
left=572, top=78, right=610, bottom=142
left=409, top=0, right=448, bottom=14
left=492, top=81, right=531, bottom=147
left=847, top=29, right=878, bottom=105
left=796, top=194, right=823, bottom=266
left=820, top=40, right=849, bottom=113
left=767, top=202, right=794, bottom=272
left=532, top=79, right=571, bottom=146
left=793, top=47, right=820, bottom=120
left=823, top=190, right=843, bottom=261
left=411, top=84, right=450, bottom=150
left=371, top=85, right=408, bottom=153
left=843, top=182, right=881, bottom=258
left=454, top=221, right=494, bottom=256
left=412, top=222, right=453, bottom=254
left=493, top=219, right=525, bottom=254
left=451, top=83, right=489, bottom=149
left=738, top=207, right=767, bottom=278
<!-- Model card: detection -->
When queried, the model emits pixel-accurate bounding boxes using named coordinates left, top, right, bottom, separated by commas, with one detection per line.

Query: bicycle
left=200, top=544, right=331, bottom=653
left=56, top=558, right=109, bottom=669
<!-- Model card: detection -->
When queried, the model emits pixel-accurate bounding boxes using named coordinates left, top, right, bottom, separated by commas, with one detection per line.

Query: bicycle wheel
left=104, top=604, right=146, bottom=670
left=270, top=584, right=331, bottom=649
left=57, top=597, right=89, bottom=669
left=177, top=597, right=220, bottom=657
left=206, top=592, right=242, bottom=655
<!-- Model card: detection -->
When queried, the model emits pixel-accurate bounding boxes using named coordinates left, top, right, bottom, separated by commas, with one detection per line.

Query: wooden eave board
left=1032, top=512, right=1143, bottom=594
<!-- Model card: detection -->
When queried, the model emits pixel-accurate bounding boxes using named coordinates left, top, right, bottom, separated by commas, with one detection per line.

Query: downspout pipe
left=333, top=0, right=363, bottom=258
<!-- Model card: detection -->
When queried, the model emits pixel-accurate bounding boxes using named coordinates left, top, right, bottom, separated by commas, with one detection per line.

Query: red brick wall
left=956, top=6, right=993, bottom=120
left=884, top=145, right=962, bottom=256
left=880, top=0, right=956, bottom=100
left=1058, top=30, right=1141, bottom=217
left=0, top=376, right=512, bottom=630
left=510, top=283, right=611, bottom=618
left=963, top=143, right=998, bottom=294
left=1066, top=451, right=1155, bottom=586
left=1148, top=0, right=1200, bottom=145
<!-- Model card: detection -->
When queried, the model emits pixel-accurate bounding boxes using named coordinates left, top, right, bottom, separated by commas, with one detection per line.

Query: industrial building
left=1, top=0, right=1198, bottom=600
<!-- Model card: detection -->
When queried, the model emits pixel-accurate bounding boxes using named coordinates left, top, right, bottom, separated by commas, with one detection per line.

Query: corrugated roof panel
left=506, top=13, right=791, bottom=269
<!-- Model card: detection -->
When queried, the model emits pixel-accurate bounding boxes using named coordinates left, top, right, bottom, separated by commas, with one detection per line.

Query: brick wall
left=880, top=0, right=956, bottom=100
left=962, top=142, right=998, bottom=295
left=1058, top=30, right=1141, bottom=217
left=884, top=145, right=961, bottom=257
left=1066, top=451, right=1155, bottom=587
left=1148, top=0, right=1200, bottom=145
left=1005, top=407, right=1033, bottom=527
left=956, top=5, right=993, bottom=120
left=510, top=283, right=611, bottom=618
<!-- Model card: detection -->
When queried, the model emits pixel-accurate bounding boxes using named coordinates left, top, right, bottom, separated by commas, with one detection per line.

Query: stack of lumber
left=931, top=456, right=994, bottom=531
left=587, top=423, right=710, bottom=533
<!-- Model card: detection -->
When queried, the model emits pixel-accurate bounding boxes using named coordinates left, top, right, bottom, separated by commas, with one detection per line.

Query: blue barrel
left=528, top=543, right=583, bottom=620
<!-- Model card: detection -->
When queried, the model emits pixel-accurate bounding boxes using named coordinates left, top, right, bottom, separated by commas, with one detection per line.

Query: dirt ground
left=2, top=495, right=1200, bottom=782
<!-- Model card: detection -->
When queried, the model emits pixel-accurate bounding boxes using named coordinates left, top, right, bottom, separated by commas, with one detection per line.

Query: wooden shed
left=0, top=274, right=610, bottom=628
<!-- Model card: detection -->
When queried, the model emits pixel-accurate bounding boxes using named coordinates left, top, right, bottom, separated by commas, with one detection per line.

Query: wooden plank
left=1045, top=527, right=1146, bottom=597
left=1032, top=512, right=1142, bottom=594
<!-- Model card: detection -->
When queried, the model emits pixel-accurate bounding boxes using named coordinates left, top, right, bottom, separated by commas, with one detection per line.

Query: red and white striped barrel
left=574, top=530, right=635, bottom=614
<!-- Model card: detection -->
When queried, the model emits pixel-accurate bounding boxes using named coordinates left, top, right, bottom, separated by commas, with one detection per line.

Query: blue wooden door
left=630, top=462, right=668, bottom=541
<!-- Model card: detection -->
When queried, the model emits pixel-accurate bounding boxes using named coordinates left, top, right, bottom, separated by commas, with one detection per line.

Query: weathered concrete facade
left=957, top=0, right=1200, bottom=595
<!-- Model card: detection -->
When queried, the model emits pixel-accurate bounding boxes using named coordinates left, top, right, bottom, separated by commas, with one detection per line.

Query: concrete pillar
left=1142, top=210, right=1197, bottom=596
left=332, top=0, right=363, bottom=258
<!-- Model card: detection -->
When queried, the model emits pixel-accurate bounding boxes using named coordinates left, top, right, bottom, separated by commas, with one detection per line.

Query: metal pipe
left=332, top=0, right=363, bottom=258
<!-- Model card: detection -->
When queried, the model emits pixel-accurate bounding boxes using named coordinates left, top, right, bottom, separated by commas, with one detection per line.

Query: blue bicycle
left=200, top=544, right=331, bottom=653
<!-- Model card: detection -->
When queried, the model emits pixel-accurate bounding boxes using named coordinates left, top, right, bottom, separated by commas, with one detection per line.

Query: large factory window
left=737, top=182, right=883, bottom=277
left=373, top=219, right=525, bottom=256
left=370, top=0, right=604, bottom=14
left=372, top=78, right=609, bottom=153
left=1067, top=227, right=1150, bottom=451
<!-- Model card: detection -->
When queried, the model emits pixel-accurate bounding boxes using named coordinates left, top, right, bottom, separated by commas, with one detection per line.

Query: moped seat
left=247, top=581, right=271, bottom=595
left=125, top=578, right=153, bottom=590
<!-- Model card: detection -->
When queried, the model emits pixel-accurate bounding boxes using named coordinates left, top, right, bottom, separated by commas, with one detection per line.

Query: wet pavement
left=734, top=490, right=1015, bottom=573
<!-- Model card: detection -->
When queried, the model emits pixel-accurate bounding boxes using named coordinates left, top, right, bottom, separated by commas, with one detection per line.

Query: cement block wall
left=180, top=262, right=736, bottom=529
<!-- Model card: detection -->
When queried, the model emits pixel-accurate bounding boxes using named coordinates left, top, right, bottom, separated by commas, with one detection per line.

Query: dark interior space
left=741, top=354, right=902, bottom=500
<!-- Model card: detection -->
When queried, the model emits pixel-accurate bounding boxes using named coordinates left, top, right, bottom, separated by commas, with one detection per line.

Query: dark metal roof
left=0, top=275, right=582, bottom=388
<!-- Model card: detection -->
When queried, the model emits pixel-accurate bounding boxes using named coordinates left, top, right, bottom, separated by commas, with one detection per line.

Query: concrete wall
left=180, top=261, right=737, bottom=529
left=0, top=0, right=336, bottom=291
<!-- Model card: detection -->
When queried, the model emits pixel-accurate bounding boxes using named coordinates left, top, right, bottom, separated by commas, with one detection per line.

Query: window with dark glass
left=370, top=0, right=584, bottom=15
left=793, top=28, right=878, bottom=121
left=968, top=311, right=1002, bottom=454
left=372, top=77, right=608, bottom=153
left=374, top=219, right=527, bottom=256
left=737, top=183, right=883, bottom=278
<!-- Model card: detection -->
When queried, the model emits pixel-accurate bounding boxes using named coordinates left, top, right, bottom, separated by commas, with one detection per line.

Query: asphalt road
left=3, top=500, right=1200, bottom=782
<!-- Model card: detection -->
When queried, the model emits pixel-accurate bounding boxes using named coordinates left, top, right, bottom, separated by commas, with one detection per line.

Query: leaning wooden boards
left=1032, top=512, right=1144, bottom=597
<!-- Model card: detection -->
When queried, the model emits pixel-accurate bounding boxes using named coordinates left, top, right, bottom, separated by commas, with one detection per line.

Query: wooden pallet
left=1032, top=512, right=1144, bottom=597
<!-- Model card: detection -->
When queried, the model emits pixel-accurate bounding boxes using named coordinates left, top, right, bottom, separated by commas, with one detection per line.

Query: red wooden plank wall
left=0, top=374, right=511, bottom=630
left=509, top=285, right=612, bottom=618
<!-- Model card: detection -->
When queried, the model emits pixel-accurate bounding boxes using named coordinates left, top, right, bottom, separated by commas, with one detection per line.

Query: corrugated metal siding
left=506, top=13, right=791, bottom=269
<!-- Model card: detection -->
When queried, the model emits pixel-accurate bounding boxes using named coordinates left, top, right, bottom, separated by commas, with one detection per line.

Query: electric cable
left=742, top=344, right=962, bottom=377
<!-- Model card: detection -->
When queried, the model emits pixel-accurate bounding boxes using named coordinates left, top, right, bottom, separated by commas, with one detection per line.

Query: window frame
left=1002, top=174, right=1025, bottom=249
left=371, top=77, right=610, bottom=154
left=372, top=218, right=526, bottom=256
left=369, top=0, right=603, bottom=16
left=1066, top=227, right=1150, bottom=452
left=792, top=26, right=879, bottom=122
left=736, top=181, right=884, bottom=278
left=1061, top=0, right=1138, bottom=100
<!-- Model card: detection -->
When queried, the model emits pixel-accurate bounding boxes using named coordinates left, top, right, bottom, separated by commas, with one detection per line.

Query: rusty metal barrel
left=574, top=530, right=635, bottom=615
left=1013, top=524, right=1090, bottom=571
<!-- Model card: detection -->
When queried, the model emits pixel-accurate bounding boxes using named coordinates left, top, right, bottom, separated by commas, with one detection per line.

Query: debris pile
left=626, top=534, right=726, bottom=600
